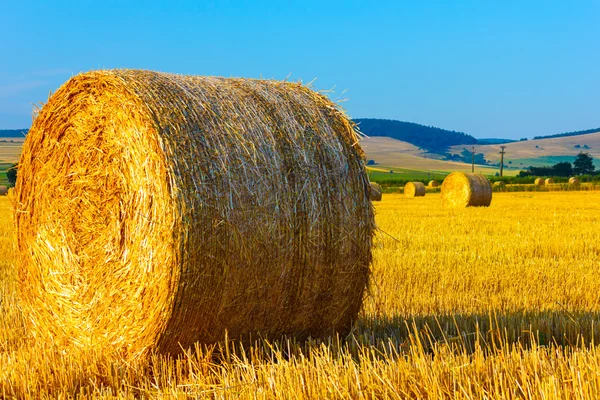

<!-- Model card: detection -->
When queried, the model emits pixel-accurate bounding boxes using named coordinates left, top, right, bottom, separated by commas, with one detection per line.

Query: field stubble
left=1, top=192, right=600, bottom=398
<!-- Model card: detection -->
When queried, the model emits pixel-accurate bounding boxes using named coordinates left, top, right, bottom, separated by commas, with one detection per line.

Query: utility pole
left=471, top=146, right=475, bottom=173
left=499, top=146, right=506, bottom=177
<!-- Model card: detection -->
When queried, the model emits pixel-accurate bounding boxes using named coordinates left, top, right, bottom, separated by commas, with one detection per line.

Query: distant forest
left=533, top=127, right=600, bottom=140
left=354, top=118, right=476, bottom=153
left=0, top=129, right=28, bottom=138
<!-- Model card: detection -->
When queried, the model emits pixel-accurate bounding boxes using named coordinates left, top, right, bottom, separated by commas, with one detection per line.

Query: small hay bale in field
left=441, top=172, right=492, bottom=207
left=404, top=182, right=426, bottom=198
left=14, top=69, right=375, bottom=359
left=0, top=186, right=7, bottom=195
left=369, top=182, right=382, bottom=201
left=534, top=178, right=545, bottom=185
left=569, top=177, right=580, bottom=185
left=428, top=180, right=439, bottom=188
left=493, top=181, right=505, bottom=187
left=545, top=178, right=554, bottom=184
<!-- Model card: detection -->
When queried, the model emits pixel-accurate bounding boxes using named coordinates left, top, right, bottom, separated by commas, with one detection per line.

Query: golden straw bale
left=569, top=177, right=580, bottom=185
left=428, top=180, right=439, bottom=188
left=441, top=172, right=492, bottom=207
left=14, top=69, right=375, bottom=359
left=0, top=186, right=7, bottom=196
left=534, top=178, right=545, bottom=185
left=493, top=181, right=505, bottom=187
left=404, top=182, right=426, bottom=198
left=545, top=178, right=554, bottom=184
left=369, top=182, right=382, bottom=201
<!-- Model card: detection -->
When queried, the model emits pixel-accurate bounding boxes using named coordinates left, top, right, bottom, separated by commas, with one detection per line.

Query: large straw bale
left=369, top=182, right=382, bottom=201
left=14, top=69, right=375, bottom=359
left=0, top=186, right=7, bottom=195
left=569, top=177, right=580, bottom=185
left=441, top=172, right=492, bottom=207
left=404, top=182, right=426, bottom=198
left=428, top=180, right=439, bottom=188
left=534, top=178, right=545, bottom=185
left=545, top=178, right=554, bottom=184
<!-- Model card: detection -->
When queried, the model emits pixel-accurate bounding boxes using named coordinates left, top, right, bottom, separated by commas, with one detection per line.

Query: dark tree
left=573, top=152, right=595, bottom=175
left=7, top=163, right=17, bottom=187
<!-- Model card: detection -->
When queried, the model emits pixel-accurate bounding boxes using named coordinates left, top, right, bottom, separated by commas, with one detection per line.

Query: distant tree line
left=519, top=153, right=595, bottom=177
left=354, top=118, right=477, bottom=153
left=532, top=127, right=600, bottom=140
left=0, top=129, right=28, bottom=138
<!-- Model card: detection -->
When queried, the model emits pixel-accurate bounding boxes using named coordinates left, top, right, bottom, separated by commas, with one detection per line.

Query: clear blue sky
left=1, top=1, right=598, bottom=139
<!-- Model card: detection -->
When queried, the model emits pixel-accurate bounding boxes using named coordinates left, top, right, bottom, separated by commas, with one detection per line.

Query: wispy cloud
left=0, top=81, right=47, bottom=98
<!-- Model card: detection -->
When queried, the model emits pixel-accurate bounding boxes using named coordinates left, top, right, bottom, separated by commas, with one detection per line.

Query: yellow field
left=0, top=138, right=24, bottom=164
left=2, top=191, right=600, bottom=398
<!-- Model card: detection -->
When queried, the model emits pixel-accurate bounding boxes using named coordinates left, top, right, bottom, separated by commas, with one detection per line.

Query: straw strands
left=14, top=69, right=375, bottom=359
left=369, top=182, right=382, bottom=201
left=404, top=182, right=425, bottom=198
left=441, top=172, right=492, bottom=207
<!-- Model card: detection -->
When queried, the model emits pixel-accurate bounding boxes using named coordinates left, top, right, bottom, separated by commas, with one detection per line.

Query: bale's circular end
left=369, top=182, right=382, bottom=201
left=428, top=180, right=439, bottom=188
left=0, top=186, right=7, bottom=196
left=441, top=172, right=492, bottom=207
left=569, top=177, right=580, bottom=185
left=404, top=182, right=426, bottom=198
left=534, top=178, right=545, bottom=185
left=15, top=70, right=374, bottom=359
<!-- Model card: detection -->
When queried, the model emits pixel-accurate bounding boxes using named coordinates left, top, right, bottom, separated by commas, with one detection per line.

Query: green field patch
left=508, top=155, right=600, bottom=169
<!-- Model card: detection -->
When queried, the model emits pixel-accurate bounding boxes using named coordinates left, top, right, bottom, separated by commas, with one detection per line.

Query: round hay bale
left=369, top=182, right=382, bottom=201
left=534, top=178, right=545, bottom=185
left=404, top=182, right=426, bottom=198
left=0, top=186, right=7, bottom=196
left=428, top=180, right=439, bottom=188
left=545, top=178, right=554, bottom=184
left=441, top=172, right=492, bottom=207
left=14, top=70, right=375, bottom=358
left=493, top=181, right=505, bottom=187
left=569, top=177, right=580, bottom=185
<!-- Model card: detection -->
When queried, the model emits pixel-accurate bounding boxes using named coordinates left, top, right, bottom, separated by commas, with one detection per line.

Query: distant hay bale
left=493, top=181, right=505, bottom=187
left=545, top=178, right=554, bottom=184
left=0, top=186, right=7, bottom=196
left=441, top=172, right=492, bottom=207
left=369, top=182, right=382, bottom=201
left=428, top=180, right=439, bottom=188
left=534, top=178, right=545, bottom=185
left=569, top=177, right=580, bottom=185
left=14, top=69, right=375, bottom=359
left=404, top=182, right=426, bottom=198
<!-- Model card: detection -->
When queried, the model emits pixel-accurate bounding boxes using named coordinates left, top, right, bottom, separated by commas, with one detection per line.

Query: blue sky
left=1, top=1, right=598, bottom=139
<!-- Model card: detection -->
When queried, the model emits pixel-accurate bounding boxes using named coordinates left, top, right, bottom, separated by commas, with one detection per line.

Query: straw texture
left=534, top=178, right=545, bottom=186
left=369, top=182, right=382, bottom=201
left=0, top=186, right=7, bottom=195
left=404, top=182, right=425, bottom=198
left=441, top=172, right=492, bottom=208
left=569, top=177, right=580, bottom=185
left=545, top=178, right=554, bottom=184
left=14, top=69, right=375, bottom=359
left=428, top=180, right=439, bottom=188
left=493, top=181, right=505, bottom=187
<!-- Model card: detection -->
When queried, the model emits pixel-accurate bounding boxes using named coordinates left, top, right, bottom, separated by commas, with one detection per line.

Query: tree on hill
left=573, top=152, right=595, bottom=175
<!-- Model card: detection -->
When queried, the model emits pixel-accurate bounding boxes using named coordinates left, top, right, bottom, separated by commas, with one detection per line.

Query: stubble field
left=1, top=191, right=600, bottom=398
